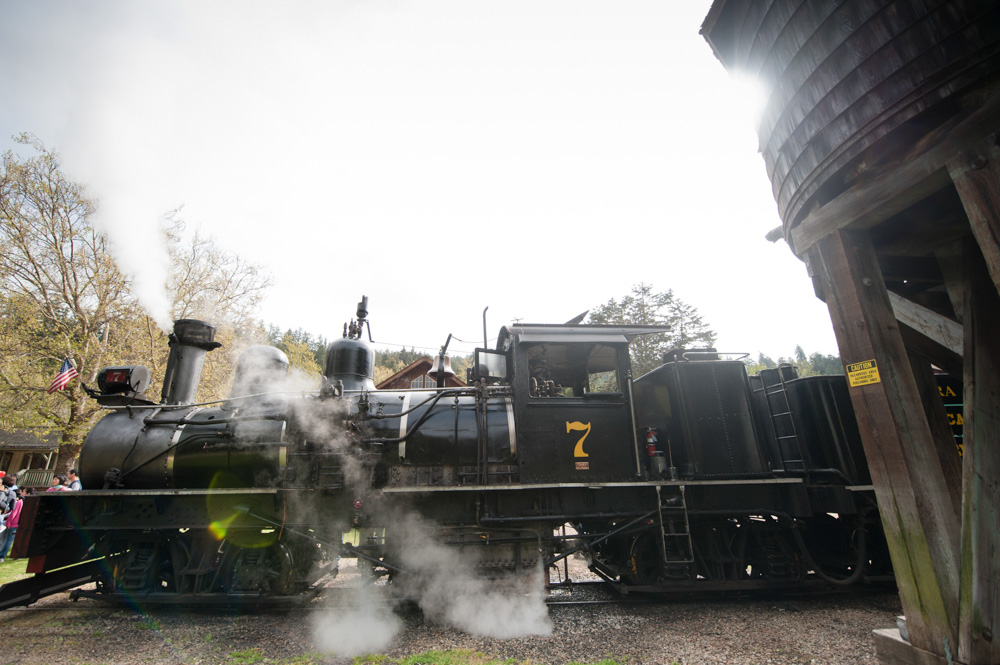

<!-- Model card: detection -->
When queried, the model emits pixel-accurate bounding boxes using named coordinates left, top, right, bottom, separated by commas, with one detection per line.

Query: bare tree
left=0, top=134, right=143, bottom=469
left=0, top=136, right=274, bottom=471
left=164, top=215, right=273, bottom=402
left=166, top=214, right=271, bottom=330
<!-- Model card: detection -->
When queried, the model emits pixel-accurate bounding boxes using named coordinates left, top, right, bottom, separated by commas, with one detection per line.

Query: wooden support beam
left=809, top=228, right=960, bottom=656
left=898, top=323, right=963, bottom=379
left=906, top=353, right=963, bottom=521
left=791, top=91, right=1000, bottom=256
left=934, top=242, right=965, bottom=324
left=947, top=133, right=1000, bottom=297
left=874, top=629, right=950, bottom=665
left=958, top=234, right=1000, bottom=665
left=791, top=167, right=951, bottom=255
left=887, top=292, right=963, bottom=356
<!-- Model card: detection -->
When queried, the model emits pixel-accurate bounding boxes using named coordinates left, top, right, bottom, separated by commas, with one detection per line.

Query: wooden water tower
left=701, top=2, right=1000, bottom=664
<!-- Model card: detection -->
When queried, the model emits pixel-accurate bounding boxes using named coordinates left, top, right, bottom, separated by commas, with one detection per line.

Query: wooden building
left=376, top=357, right=467, bottom=391
left=701, top=2, right=999, bottom=664
left=0, top=429, right=59, bottom=488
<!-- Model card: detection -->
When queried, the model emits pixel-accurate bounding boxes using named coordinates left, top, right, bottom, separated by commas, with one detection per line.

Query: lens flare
left=727, top=73, right=770, bottom=128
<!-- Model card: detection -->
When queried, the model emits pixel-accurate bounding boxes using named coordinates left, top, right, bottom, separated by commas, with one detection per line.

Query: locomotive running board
left=380, top=478, right=805, bottom=492
left=67, top=586, right=324, bottom=609
left=0, top=559, right=105, bottom=610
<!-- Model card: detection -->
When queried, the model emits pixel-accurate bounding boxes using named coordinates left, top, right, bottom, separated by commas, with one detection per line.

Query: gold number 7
left=566, top=421, right=591, bottom=458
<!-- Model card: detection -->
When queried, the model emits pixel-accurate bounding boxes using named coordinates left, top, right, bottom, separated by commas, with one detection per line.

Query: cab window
left=525, top=343, right=621, bottom=398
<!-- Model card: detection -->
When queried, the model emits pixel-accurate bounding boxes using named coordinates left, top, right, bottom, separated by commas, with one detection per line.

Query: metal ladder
left=656, top=485, right=694, bottom=578
left=757, top=365, right=805, bottom=472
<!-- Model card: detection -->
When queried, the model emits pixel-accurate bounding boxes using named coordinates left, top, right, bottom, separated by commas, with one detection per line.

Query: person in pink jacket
left=0, top=489, right=22, bottom=562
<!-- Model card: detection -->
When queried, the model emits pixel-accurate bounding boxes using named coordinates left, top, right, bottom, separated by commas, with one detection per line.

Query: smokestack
left=160, top=319, right=222, bottom=405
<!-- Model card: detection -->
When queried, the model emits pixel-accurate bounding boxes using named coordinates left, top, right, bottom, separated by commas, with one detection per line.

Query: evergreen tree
left=587, top=283, right=716, bottom=377
left=745, top=348, right=842, bottom=377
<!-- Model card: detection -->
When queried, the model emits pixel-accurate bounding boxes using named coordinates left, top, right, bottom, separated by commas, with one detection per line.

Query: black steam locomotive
left=0, top=298, right=889, bottom=609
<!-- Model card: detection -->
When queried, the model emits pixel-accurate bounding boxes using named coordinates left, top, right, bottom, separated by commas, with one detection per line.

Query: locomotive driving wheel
left=625, top=531, right=664, bottom=586
left=227, top=542, right=296, bottom=595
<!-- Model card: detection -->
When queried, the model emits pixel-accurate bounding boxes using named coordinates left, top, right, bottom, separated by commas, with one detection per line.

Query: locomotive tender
left=0, top=298, right=889, bottom=609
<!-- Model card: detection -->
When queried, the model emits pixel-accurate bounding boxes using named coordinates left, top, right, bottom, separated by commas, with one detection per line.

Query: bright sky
left=0, top=1, right=839, bottom=361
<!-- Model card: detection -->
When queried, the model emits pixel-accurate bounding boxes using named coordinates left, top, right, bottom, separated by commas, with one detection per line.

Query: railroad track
left=0, top=579, right=886, bottom=614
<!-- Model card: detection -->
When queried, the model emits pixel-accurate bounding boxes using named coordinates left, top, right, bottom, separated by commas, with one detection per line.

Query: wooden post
left=809, top=228, right=960, bottom=656
left=906, top=354, right=963, bottom=516
left=948, top=134, right=1000, bottom=294
left=956, top=237, right=1000, bottom=665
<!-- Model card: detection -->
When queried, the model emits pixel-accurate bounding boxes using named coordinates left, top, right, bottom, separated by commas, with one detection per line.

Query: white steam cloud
left=312, top=584, right=402, bottom=658
left=310, top=510, right=552, bottom=655
left=92, top=196, right=174, bottom=332
left=394, top=512, right=552, bottom=639
left=227, top=343, right=553, bottom=652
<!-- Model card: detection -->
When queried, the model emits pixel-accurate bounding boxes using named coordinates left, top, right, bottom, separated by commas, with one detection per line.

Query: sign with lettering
left=846, top=359, right=881, bottom=387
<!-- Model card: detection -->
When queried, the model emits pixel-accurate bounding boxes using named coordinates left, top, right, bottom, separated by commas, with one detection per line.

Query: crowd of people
left=0, top=468, right=83, bottom=564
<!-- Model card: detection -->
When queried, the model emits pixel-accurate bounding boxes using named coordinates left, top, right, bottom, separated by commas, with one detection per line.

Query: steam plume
left=389, top=511, right=553, bottom=639
left=311, top=584, right=401, bottom=657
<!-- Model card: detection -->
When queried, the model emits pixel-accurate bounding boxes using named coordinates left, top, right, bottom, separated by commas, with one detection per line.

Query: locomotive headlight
left=97, top=365, right=151, bottom=396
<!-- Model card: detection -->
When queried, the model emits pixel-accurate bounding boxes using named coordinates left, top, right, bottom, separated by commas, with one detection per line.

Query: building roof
left=0, top=429, right=60, bottom=451
left=376, top=357, right=466, bottom=389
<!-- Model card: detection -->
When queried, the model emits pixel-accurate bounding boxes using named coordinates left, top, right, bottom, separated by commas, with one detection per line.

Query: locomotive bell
left=428, top=354, right=455, bottom=379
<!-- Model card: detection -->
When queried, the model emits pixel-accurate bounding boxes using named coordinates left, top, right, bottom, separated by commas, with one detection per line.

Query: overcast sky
left=0, top=1, right=840, bottom=361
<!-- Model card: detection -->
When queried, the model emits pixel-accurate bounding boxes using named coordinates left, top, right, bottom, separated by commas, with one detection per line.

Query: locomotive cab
left=500, top=324, right=665, bottom=484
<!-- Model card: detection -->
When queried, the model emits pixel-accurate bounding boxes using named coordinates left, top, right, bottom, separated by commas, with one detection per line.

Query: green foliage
left=0, top=557, right=30, bottom=586
left=370, top=348, right=472, bottom=386
left=267, top=326, right=328, bottom=368
left=343, top=649, right=625, bottom=665
left=390, top=651, right=551, bottom=665
left=803, top=350, right=844, bottom=376
left=0, top=134, right=140, bottom=468
left=268, top=329, right=323, bottom=379
left=587, top=283, right=716, bottom=378
left=0, top=136, right=272, bottom=470
left=744, top=347, right=843, bottom=377
left=375, top=347, right=429, bottom=374
left=228, top=648, right=265, bottom=664
left=744, top=353, right=778, bottom=375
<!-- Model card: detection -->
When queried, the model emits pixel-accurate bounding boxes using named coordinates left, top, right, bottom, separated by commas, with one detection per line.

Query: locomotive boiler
left=0, top=298, right=890, bottom=609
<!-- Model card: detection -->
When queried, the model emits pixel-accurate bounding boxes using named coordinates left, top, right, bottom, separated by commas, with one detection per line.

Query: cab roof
left=499, top=323, right=670, bottom=346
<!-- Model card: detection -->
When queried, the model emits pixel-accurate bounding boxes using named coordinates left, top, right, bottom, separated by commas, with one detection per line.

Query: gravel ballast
left=0, top=560, right=901, bottom=665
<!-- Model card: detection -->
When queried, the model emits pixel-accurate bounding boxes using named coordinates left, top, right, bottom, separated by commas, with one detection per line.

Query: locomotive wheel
left=800, top=514, right=855, bottom=576
left=745, top=519, right=803, bottom=581
left=625, top=531, right=663, bottom=586
left=227, top=542, right=296, bottom=594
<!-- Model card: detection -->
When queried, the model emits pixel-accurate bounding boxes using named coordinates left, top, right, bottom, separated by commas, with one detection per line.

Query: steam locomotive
left=0, top=298, right=890, bottom=609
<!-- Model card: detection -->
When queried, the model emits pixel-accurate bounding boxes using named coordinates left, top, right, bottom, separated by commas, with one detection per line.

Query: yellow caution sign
left=846, top=359, right=881, bottom=387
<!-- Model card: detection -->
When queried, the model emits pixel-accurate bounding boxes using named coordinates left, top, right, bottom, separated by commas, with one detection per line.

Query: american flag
left=47, top=357, right=79, bottom=393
